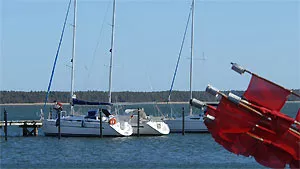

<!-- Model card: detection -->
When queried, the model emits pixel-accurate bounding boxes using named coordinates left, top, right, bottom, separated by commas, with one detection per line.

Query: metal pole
left=182, top=107, right=185, bottom=135
left=70, top=0, right=77, bottom=116
left=4, top=109, right=7, bottom=141
left=58, top=111, right=61, bottom=139
left=137, top=108, right=140, bottom=137
left=49, top=107, right=52, bottom=119
left=189, top=0, right=195, bottom=116
left=99, top=109, right=103, bottom=138
left=108, top=0, right=116, bottom=104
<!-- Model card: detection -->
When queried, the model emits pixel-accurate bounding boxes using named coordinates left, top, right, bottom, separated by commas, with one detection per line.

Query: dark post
left=137, top=108, right=140, bottom=137
left=49, top=108, right=52, bottom=119
left=4, top=109, right=8, bottom=141
left=33, top=124, right=38, bottom=136
left=182, top=107, right=185, bottom=135
left=99, top=109, right=103, bottom=138
left=57, top=111, right=61, bottom=139
left=23, top=123, right=28, bottom=136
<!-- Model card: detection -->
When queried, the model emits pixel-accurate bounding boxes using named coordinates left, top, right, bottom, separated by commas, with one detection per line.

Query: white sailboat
left=42, top=0, right=133, bottom=137
left=122, top=108, right=170, bottom=135
left=164, top=0, right=208, bottom=133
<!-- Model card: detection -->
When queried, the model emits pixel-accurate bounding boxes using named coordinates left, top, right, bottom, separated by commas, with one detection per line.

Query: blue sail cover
left=72, top=98, right=112, bottom=106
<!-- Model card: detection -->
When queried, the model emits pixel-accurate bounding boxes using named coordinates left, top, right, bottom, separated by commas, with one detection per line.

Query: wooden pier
left=0, top=120, right=42, bottom=136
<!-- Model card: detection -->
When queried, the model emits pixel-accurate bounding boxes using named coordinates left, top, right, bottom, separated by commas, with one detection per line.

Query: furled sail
left=72, top=98, right=112, bottom=106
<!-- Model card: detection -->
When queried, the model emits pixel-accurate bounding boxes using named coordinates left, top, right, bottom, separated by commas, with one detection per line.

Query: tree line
left=0, top=90, right=299, bottom=104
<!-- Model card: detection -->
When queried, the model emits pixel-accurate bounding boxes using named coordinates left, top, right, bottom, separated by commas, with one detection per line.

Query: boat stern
left=147, top=121, right=170, bottom=135
left=110, top=122, right=133, bottom=136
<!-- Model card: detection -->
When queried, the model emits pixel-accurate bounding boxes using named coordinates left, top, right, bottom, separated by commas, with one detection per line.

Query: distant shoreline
left=1, top=101, right=300, bottom=106
left=0, top=102, right=189, bottom=106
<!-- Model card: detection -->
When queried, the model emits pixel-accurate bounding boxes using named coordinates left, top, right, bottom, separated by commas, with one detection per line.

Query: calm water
left=0, top=103, right=299, bottom=169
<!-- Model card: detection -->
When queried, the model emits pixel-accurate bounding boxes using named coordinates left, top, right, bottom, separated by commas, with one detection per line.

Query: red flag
left=204, top=106, right=240, bottom=154
left=296, top=109, right=300, bottom=130
left=296, top=109, right=300, bottom=121
left=251, top=124, right=300, bottom=161
left=249, top=102, right=295, bottom=135
left=243, top=74, right=290, bottom=111
left=274, top=130, right=300, bottom=161
left=204, top=107, right=296, bottom=168
left=205, top=105, right=260, bottom=156
left=290, top=159, right=300, bottom=169
left=253, top=141, right=292, bottom=169
left=204, top=98, right=299, bottom=168
left=215, top=97, right=260, bottom=133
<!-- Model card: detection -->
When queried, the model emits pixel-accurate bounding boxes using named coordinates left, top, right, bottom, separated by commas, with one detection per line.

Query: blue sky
left=1, top=0, right=299, bottom=92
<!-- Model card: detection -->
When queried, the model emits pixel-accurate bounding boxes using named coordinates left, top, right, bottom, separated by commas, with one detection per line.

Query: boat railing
left=61, top=111, right=67, bottom=117
left=48, top=110, right=68, bottom=119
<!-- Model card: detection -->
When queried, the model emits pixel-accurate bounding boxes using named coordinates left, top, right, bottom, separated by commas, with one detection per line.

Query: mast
left=70, top=0, right=77, bottom=115
left=108, top=0, right=116, bottom=104
left=189, top=0, right=195, bottom=116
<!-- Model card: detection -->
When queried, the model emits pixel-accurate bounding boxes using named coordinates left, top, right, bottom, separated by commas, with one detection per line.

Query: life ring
left=109, top=118, right=117, bottom=125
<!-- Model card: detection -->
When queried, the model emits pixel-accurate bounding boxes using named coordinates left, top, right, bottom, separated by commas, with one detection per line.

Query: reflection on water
left=0, top=134, right=265, bottom=169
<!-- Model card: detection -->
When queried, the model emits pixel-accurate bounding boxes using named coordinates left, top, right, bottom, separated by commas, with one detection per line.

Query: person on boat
left=53, top=100, right=63, bottom=112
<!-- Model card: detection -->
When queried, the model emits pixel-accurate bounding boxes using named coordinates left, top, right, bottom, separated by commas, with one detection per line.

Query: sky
left=1, top=0, right=299, bottom=92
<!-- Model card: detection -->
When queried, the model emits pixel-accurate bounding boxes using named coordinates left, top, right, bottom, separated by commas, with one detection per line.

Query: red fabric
left=296, top=109, right=300, bottom=130
left=251, top=124, right=300, bottom=161
left=214, top=97, right=260, bottom=133
left=248, top=102, right=294, bottom=135
left=250, top=123, right=277, bottom=141
left=204, top=105, right=217, bottom=132
left=274, top=130, right=300, bottom=161
left=205, top=105, right=260, bottom=156
left=296, top=108, right=300, bottom=122
left=204, top=106, right=239, bottom=154
left=57, top=102, right=63, bottom=107
left=243, top=74, right=290, bottom=111
left=204, top=99, right=299, bottom=168
left=270, top=112, right=294, bottom=136
left=253, top=141, right=292, bottom=169
left=290, top=160, right=300, bottom=169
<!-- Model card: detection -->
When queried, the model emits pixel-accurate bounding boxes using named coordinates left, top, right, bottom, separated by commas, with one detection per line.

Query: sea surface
left=0, top=102, right=299, bottom=169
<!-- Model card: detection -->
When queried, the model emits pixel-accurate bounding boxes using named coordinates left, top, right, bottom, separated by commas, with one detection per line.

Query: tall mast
left=189, top=0, right=195, bottom=116
left=70, top=0, right=77, bottom=115
left=108, top=0, right=116, bottom=104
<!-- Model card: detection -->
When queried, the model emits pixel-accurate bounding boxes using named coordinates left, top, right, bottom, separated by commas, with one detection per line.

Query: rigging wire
left=166, top=1, right=193, bottom=118
left=43, top=0, right=72, bottom=111
left=146, top=74, right=164, bottom=117
left=167, top=2, right=193, bottom=103
left=86, top=1, right=112, bottom=80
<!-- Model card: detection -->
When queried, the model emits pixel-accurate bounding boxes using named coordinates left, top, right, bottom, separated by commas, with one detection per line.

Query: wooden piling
left=137, top=108, right=140, bottom=137
left=20, top=123, right=39, bottom=136
left=4, top=109, right=7, bottom=141
left=22, top=123, right=28, bottom=136
left=33, top=124, right=38, bottom=136
left=99, top=109, right=103, bottom=138
left=58, top=111, right=61, bottom=139
left=182, top=107, right=185, bottom=135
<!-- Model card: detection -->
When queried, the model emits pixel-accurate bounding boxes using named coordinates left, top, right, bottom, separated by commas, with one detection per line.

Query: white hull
left=117, top=114, right=170, bottom=135
left=42, top=116, right=133, bottom=137
left=164, top=115, right=208, bottom=133
left=130, top=121, right=170, bottom=135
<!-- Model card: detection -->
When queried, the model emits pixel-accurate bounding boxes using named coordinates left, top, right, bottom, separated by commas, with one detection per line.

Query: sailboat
left=42, top=0, right=133, bottom=137
left=163, top=0, right=208, bottom=133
